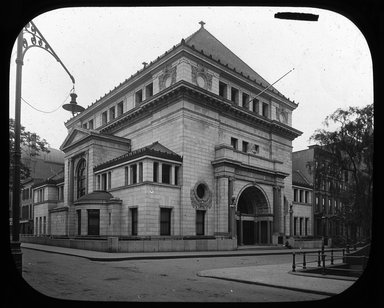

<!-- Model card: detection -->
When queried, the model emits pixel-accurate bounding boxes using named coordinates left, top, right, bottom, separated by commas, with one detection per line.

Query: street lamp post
left=11, top=21, right=84, bottom=273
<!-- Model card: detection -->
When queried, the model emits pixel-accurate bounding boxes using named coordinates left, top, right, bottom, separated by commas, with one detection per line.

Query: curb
left=22, top=245, right=297, bottom=261
left=196, top=274, right=337, bottom=296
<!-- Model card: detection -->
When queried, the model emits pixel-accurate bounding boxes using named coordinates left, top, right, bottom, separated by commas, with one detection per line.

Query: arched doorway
left=236, top=185, right=273, bottom=245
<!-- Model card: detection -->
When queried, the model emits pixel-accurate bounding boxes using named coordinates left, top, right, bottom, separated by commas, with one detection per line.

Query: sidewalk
left=197, top=263, right=355, bottom=296
left=21, top=242, right=355, bottom=296
left=20, top=242, right=330, bottom=261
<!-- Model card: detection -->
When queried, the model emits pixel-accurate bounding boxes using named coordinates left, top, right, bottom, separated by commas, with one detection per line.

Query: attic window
left=135, top=89, right=143, bottom=105
left=242, top=93, right=249, bottom=108
left=219, top=81, right=227, bottom=98
left=117, top=101, right=124, bottom=117
left=109, top=106, right=115, bottom=120
left=146, top=83, right=153, bottom=98
left=231, top=87, right=239, bottom=104
left=262, top=102, right=269, bottom=117
left=102, top=111, right=108, bottom=125
left=252, top=99, right=259, bottom=113
left=88, top=119, right=94, bottom=129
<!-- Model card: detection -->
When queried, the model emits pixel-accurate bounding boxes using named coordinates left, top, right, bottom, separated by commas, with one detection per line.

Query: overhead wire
left=21, top=88, right=72, bottom=114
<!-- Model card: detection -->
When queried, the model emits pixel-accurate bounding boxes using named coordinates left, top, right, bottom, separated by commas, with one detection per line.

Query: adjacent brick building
left=39, top=23, right=302, bottom=249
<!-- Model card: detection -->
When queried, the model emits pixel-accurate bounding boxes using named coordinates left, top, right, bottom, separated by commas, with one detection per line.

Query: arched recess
left=235, top=184, right=273, bottom=245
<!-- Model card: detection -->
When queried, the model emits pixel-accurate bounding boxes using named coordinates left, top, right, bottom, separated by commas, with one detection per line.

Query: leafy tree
left=9, top=118, right=50, bottom=184
left=310, top=104, right=373, bottom=241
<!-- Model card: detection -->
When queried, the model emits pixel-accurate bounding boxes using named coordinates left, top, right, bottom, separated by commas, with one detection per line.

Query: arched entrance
left=236, top=186, right=273, bottom=245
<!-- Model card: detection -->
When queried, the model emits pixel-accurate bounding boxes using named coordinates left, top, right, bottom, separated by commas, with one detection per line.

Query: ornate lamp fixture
left=12, top=20, right=83, bottom=272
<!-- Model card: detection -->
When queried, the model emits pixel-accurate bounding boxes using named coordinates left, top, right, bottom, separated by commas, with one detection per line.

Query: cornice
left=100, top=81, right=302, bottom=141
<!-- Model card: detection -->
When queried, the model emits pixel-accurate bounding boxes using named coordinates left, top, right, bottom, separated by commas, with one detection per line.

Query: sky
left=9, top=6, right=373, bottom=152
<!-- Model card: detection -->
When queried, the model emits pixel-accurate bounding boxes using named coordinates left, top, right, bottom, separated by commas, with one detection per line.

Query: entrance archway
left=236, top=185, right=273, bottom=245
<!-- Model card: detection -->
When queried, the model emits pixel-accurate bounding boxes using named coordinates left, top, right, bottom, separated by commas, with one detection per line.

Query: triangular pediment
left=60, top=127, right=131, bottom=153
left=60, top=127, right=92, bottom=152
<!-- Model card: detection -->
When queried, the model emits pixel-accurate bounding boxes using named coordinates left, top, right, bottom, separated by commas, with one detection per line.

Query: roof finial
left=199, top=21, right=206, bottom=28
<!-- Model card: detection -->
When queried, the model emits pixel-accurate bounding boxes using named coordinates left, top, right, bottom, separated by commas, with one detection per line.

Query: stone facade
left=38, top=23, right=302, bottom=250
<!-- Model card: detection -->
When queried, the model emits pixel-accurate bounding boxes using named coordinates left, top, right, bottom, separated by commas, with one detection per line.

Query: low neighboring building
left=291, top=170, right=313, bottom=237
left=11, top=147, right=64, bottom=235
left=293, top=146, right=351, bottom=245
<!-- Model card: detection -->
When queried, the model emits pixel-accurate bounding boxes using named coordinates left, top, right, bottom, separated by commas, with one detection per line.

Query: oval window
left=196, top=183, right=206, bottom=199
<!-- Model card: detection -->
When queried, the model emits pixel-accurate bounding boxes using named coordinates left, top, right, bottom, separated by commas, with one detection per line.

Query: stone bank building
left=38, top=23, right=302, bottom=250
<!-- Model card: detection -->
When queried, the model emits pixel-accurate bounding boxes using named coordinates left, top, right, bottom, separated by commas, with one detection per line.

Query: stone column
left=170, top=165, right=175, bottom=185
left=158, top=162, right=163, bottom=184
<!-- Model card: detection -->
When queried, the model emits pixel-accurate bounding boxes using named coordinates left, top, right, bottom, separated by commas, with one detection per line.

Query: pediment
left=60, top=127, right=92, bottom=152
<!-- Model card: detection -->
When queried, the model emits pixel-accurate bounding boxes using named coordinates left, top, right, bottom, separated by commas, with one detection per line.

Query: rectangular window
left=88, top=119, right=94, bottom=129
left=109, top=106, right=116, bottom=120
left=162, top=164, right=171, bottom=184
left=242, top=141, right=249, bottom=153
left=219, top=81, right=227, bottom=98
left=230, top=137, right=238, bottom=150
left=101, top=173, right=107, bottom=190
left=252, top=99, right=259, bottom=113
left=299, top=190, right=304, bottom=203
left=39, top=217, right=42, bottom=235
left=139, top=163, right=143, bottom=183
left=135, top=89, right=143, bottom=105
left=252, top=144, right=259, bottom=154
left=77, top=210, right=81, bottom=236
left=145, top=83, right=153, bottom=99
left=87, top=209, right=100, bottom=236
left=262, top=102, right=269, bottom=117
left=305, top=191, right=309, bottom=203
left=299, top=217, right=303, bottom=236
left=174, top=166, right=179, bottom=186
left=242, top=93, right=249, bottom=108
left=102, top=111, right=108, bottom=125
left=160, top=208, right=171, bottom=236
left=125, top=167, right=129, bottom=186
left=97, top=175, right=101, bottom=190
left=196, top=210, right=205, bottom=235
left=117, top=101, right=124, bottom=117
left=294, top=189, right=298, bottom=202
left=293, top=217, right=297, bottom=236
left=131, top=208, right=138, bottom=236
left=305, top=218, right=309, bottom=236
left=58, top=185, right=64, bottom=201
left=153, top=162, right=158, bottom=182
left=131, top=165, right=137, bottom=184
left=230, top=87, right=239, bottom=104
left=82, top=123, right=87, bottom=129
left=107, top=172, right=112, bottom=189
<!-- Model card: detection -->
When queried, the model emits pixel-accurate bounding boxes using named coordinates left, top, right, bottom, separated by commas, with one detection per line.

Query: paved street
left=21, top=248, right=328, bottom=302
